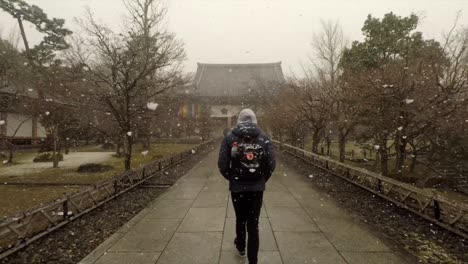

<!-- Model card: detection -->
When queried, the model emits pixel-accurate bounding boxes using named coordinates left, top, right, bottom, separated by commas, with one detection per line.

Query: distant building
left=0, top=86, right=47, bottom=146
left=179, top=62, right=285, bottom=133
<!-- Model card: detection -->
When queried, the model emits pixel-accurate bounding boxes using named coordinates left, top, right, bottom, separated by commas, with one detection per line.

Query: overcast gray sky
left=0, top=0, right=466, bottom=76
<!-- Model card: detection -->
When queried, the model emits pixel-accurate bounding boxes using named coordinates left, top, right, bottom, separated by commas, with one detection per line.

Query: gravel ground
left=280, top=151, right=468, bottom=264
left=0, top=144, right=216, bottom=264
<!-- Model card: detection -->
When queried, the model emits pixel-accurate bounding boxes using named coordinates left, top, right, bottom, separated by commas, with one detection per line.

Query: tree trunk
left=373, top=152, right=380, bottom=171
left=52, top=128, right=59, bottom=168
left=7, top=142, right=15, bottom=164
left=65, top=140, right=70, bottom=155
left=394, top=136, right=407, bottom=176
left=326, top=136, right=331, bottom=156
left=116, top=142, right=122, bottom=156
left=379, top=148, right=389, bottom=176
left=124, top=135, right=133, bottom=171
left=410, top=153, right=417, bottom=173
left=143, top=134, right=151, bottom=150
left=311, top=129, right=321, bottom=154
left=338, top=135, right=346, bottom=162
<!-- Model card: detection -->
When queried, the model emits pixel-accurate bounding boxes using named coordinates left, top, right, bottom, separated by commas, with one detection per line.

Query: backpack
left=231, top=135, right=264, bottom=173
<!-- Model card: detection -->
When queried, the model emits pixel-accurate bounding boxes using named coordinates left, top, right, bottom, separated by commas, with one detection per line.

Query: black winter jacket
left=218, top=123, right=276, bottom=192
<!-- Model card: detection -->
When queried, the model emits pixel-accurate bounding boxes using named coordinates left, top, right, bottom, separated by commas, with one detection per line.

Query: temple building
left=178, top=62, right=285, bottom=134
left=0, top=86, right=47, bottom=146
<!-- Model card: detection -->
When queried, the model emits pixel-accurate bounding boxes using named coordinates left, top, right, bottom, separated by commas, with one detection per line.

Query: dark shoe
left=234, top=238, right=246, bottom=257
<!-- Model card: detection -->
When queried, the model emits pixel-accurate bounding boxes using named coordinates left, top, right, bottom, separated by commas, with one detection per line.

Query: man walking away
left=218, top=109, right=276, bottom=264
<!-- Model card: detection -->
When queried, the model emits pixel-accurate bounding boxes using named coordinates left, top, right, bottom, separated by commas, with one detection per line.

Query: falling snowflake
left=127, top=131, right=133, bottom=137
left=0, top=120, right=5, bottom=126
left=28, top=89, right=33, bottom=92
left=23, top=62, right=28, bottom=66
left=191, top=149, right=196, bottom=154
left=374, top=145, right=380, bottom=150
left=141, top=150, right=149, bottom=156
left=45, top=111, right=50, bottom=116
left=177, top=123, right=181, bottom=127
left=397, top=127, right=403, bottom=131
left=2, top=160, right=7, bottom=164
left=147, top=102, right=159, bottom=111
left=308, top=174, right=314, bottom=179
left=404, top=99, right=415, bottom=104
left=106, top=112, right=111, bottom=116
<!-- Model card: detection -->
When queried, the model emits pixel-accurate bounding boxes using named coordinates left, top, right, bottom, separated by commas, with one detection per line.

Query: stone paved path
left=80, top=149, right=409, bottom=264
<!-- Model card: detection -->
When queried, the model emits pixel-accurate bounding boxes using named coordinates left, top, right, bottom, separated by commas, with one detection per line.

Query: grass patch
left=74, top=144, right=114, bottom=152
left=0, top=143, right=196, bottom=185
left=0, top=185, right=80, bottom=218
left=0, top=150, right=38, bottom=165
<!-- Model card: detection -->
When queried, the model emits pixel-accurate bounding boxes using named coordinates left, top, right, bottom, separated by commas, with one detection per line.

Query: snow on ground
left=0, top=152, right=113, bottom=176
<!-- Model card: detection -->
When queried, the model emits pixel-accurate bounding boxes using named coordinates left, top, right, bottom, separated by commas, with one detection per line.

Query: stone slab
left=267, top=207, right=318, bottom=232
left=274, top=231, right=346, bottom=264
left=94, top=252, right=161, bottom=264
left=146, top=199, right=193, bottom=219
left=177, top=207, right=226, bottom=232
left=109, top=218, right=180, bottom=252
left=341, top=251, right=407, bottom=264
left=219, top=251, right=283, bottom=264
left=193, top=191, right=229, bottom=208
left=156, top=232, right=222, bottom=264
left=263, top=192, right=301, bottom=208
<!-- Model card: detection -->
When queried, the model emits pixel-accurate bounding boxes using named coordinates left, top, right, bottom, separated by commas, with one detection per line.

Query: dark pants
left=231, top=191, right=264, bottom=264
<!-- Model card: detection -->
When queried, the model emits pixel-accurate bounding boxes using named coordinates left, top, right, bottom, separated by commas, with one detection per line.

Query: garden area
left=0, top=142, right=198, bottom=218
left=305, top=140, right=468, bottom=203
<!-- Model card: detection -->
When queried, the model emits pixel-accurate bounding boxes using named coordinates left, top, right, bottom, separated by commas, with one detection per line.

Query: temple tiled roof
left=192, top=62, right=284, bottom=97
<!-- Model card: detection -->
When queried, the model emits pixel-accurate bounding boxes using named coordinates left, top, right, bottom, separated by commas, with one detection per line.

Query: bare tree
left=311, top=19, right=346, bottom=91
left=310, top=19, right=354, bottom=160
left=67, top=0, right=185, bottom=170
left=290, top=78, right=332, bottom=153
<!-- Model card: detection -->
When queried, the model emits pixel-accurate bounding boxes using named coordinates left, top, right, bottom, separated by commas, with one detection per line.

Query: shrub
left=77, top=163, right=114, bottom=173
left=101, top=142, right=115, bottom=150
left=33, top=153, right=64, bottom=163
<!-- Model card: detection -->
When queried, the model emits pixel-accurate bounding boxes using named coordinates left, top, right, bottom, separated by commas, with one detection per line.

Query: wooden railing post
left=434, top=200, right=441, bottom=220
left=63, top=200, right=68, bottom=220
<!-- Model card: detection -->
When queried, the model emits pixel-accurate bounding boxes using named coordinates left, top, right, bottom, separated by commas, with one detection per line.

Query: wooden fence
left=275, top=141, right=468, bottom=240
left=0, top=140, right=215, bottom=259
